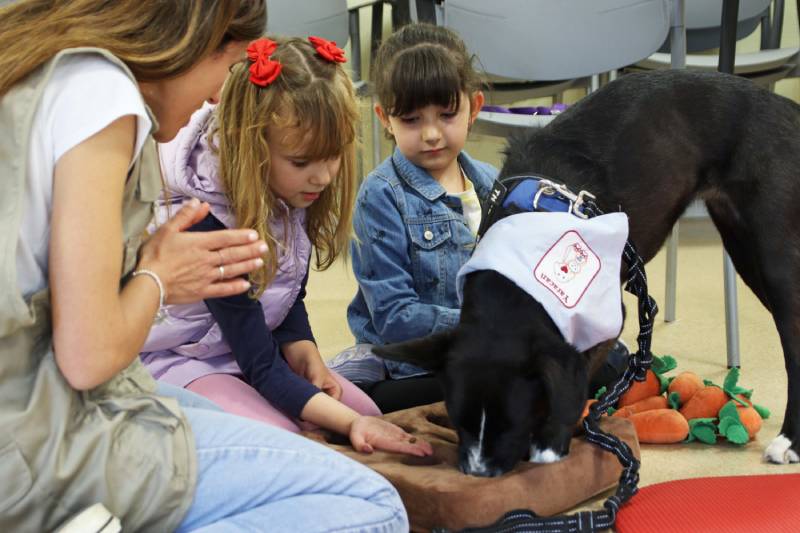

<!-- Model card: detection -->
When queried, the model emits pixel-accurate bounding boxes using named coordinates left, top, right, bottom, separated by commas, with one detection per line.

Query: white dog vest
left=457, top=211, right=629, bottom=352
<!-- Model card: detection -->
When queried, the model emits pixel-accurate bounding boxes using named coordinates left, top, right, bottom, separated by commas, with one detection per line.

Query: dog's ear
left=372, top=331, right=452, bottom=371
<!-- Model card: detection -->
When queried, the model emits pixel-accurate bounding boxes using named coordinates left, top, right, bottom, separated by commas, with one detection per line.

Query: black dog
left=375, top=69, right=800, bottom=476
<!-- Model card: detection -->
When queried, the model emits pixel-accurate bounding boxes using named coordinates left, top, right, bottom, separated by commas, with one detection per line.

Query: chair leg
left=589, top=74, right=600, bottom=93
left=723, top=252, right=741, bottom=368
left=717, top=0, right=741, bottom=369
left=665, top=223, right=679, bottom=322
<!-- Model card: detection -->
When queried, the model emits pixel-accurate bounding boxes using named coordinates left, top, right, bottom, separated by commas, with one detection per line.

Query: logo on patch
left=533, top=231, right=601, bottom=308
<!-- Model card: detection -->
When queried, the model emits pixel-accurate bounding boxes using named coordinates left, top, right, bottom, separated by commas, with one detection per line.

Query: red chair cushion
left=617, top=474, right=800, bottom=533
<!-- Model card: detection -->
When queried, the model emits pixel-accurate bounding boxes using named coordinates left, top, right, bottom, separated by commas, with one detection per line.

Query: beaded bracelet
left=132, top=269, right=168, bottom=323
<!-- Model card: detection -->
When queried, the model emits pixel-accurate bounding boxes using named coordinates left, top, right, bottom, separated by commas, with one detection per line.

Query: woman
left=0, top=1, right=412, bottom=531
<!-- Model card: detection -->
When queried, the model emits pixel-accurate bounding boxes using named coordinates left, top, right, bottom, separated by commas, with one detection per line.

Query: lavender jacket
left=140, top=104, right=319, bottom=416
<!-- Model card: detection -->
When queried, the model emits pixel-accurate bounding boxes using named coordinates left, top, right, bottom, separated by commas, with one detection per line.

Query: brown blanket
left=303, top=402, right=640, bottom=532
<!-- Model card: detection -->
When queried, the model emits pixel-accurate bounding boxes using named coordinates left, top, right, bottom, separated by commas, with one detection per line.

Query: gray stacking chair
left=420, top=0, right=672, bottom=137
left=638, top=0, right=799, bottom=87
left=267, top=0, right=349, bottom=44
left=267, top=0, right=357, bottom=79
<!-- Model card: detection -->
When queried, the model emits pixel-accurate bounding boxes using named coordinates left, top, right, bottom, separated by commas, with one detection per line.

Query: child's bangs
left=386, top=47, right=462, bottom=117
left=283, top=88, right=355, bottom=161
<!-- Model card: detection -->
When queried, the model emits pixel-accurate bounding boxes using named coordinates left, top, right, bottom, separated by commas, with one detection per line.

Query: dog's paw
left=764, top=435, right=800, bottom=464
left=528, top=446, right=564, bottom=464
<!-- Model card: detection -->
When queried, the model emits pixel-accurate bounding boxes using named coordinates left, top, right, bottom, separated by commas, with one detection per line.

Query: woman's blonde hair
left=215, top=36, right=358, bottom=295
left=0, top=0, right=266, bottom=96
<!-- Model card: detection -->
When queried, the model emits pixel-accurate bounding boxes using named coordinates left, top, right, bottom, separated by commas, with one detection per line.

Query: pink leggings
left=186, top=371, right=381, bottom=433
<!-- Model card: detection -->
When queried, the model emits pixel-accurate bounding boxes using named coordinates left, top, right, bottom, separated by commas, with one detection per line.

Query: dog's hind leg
left=708, top=200, right=800, bottom=463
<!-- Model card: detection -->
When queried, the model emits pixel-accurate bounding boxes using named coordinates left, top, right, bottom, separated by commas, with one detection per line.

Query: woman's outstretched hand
left=137, top=198, right=267, bottom=303
left=349, top=416, right=434, bottom=457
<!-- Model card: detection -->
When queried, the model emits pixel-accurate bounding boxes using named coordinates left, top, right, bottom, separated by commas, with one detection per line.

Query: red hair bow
left=308, top=36, right=346, bottom=64
left=247, top=38, right=282, bottom=87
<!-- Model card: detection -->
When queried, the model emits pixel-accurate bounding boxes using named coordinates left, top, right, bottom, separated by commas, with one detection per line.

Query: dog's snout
left=458, top=441, right=518, bottom=477
left=458, top=458, right=504, bottom=478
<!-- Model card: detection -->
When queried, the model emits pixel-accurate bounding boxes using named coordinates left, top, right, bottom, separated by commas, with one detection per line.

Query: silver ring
left=218, top=265, right=225, bottom=280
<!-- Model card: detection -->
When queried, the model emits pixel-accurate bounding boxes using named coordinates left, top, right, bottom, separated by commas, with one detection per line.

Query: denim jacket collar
left=459, top=151, right=494, bottom=200
left=391, top=148, right=446, bottom=201
left=390, top=147, right=493, bottom=202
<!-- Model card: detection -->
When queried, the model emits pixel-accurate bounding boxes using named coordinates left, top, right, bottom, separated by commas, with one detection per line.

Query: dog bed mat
left=303, top=402, right=639, bottom=532
left=616, top=473, right=800, bottom=533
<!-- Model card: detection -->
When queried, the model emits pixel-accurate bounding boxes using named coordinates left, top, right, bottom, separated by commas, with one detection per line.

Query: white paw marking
left=466, top=409, right=489, bottom=475
left=764, top=435, right=800, bottom=464
left=529, top=446, right=563, bottom=464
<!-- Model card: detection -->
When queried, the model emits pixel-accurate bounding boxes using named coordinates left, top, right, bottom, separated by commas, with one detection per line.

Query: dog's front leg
left=527, top=345, right=590, bottom=463
left=529, top=420, right=574, bottom=463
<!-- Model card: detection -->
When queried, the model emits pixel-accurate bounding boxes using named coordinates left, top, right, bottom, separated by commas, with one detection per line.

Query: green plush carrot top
left=599, top=355, right=771, bottom=446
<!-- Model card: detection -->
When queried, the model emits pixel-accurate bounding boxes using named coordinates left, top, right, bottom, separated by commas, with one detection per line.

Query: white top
left=451, top=178, right=482, bottom=236
left=16, top=54, right=152, bottom=296
left=457, top=211, right=629, bottom=352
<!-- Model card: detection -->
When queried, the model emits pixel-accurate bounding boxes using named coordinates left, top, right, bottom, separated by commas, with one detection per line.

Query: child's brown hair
left=372, top=23, right=484, bottom=119
left=214, top=36, right=359, bottom=295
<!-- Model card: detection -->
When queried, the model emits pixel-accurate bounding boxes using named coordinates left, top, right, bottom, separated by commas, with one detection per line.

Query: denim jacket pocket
left=408, top=218, right=452, bottom=250
left=407, top=218, right=454, bottom=300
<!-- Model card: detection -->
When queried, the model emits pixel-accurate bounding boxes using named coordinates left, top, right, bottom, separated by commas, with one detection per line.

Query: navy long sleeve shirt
left=189, top=213, right=320, bottom=418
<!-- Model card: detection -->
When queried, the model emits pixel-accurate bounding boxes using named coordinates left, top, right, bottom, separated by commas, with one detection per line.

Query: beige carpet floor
left=306, top=216, right=799, bottom=527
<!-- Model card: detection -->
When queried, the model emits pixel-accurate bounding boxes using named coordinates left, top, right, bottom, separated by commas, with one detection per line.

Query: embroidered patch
left=533, top=231, right=601, bottom=308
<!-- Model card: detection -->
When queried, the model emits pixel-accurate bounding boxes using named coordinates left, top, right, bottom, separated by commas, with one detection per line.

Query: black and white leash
left=438, top=178, right=658, bottom=533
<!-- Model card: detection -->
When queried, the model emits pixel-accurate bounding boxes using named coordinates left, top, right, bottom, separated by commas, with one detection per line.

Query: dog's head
left=375, top=271, right=599, bottom=477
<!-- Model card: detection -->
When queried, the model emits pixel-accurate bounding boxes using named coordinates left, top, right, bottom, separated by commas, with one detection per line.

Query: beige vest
left=0, top=48, right=196, bottom=532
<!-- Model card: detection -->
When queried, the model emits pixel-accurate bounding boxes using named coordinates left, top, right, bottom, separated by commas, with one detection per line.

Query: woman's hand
left=137, top=198, right=267, bottom=304
left=349, top=416, right=434, bottom=457
left=283, top=340, right=342, bottom=400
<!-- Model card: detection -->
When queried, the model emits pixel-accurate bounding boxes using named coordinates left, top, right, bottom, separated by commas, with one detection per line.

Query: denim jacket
left=347, top=147, right=497, bottom=377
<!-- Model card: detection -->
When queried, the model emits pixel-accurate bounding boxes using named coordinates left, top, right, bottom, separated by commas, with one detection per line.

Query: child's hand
left=349, top=416, right=434, bottom=457
left=283, top=340, right=343, bottom=400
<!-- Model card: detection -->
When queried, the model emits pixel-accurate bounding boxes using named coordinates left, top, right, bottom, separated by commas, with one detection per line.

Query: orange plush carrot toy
left=667, top=371, right=703, bottom=404
left=628, top=409, right=689, bottom=443
left=598, top=355, right=770, bottom=446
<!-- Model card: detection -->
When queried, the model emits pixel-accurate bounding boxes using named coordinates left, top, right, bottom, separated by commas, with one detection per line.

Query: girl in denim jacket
left=141, top=36, right=431, bottom=458
left=328, top=23, right=498, bottom=412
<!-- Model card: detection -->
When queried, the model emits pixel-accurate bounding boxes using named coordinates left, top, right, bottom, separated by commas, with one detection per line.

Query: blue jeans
left=156, top=384, right=408, bottom=532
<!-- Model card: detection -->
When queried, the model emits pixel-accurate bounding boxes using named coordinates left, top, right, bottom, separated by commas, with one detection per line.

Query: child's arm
left=282, top=340, right=342, bottom=400
left=300, top=393, right=432, bottom=457
left=351, top=179, right=459, bottom=342
left=205, top=292, right=323, bottom=417
left=205, top=283, right=431, bottom=456
left=272, top=267, right=316, bottom=344
left=207, top=293, right=430, bottom=456
left=194, top=214, right=430, bottom=455
left=272, top=264, right=342, bottom=399
left=189, top=214, right=321, bottom=418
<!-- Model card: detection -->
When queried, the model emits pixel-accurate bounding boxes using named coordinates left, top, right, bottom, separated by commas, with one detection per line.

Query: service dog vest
left=457, top=211, right=629, bottom=352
